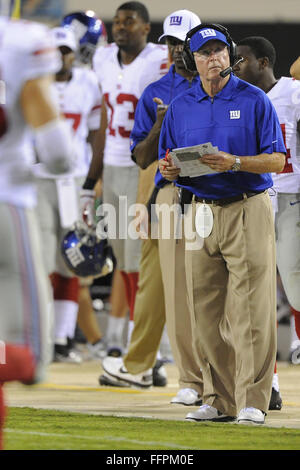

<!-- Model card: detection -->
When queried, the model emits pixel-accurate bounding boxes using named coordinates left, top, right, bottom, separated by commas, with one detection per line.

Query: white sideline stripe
left=4, top=428, right=197, bottom=450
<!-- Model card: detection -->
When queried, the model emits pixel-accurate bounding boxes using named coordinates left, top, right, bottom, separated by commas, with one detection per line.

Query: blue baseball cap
left=189, top=28, right=229, bottom=53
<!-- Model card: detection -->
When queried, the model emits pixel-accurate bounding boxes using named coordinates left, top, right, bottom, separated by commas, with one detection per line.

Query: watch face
left=232, top=158, right=241, bottom=171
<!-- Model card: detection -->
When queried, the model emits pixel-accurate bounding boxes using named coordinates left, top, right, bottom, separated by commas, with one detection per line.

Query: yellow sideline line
left=11, top=0, right=21, bottom=18
left=31, top=384, right=300, bottom=406
left=26, top=384, right=300, bottom=409
left=37, top=383, right=176, bottom=396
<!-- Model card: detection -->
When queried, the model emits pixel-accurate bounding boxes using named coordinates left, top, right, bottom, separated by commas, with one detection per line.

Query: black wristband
left=82, top=177, right=97, bottom=190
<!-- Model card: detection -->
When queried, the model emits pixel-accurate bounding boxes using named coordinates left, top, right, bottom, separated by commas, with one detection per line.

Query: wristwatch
left=231, top=156, right=241, bottom=171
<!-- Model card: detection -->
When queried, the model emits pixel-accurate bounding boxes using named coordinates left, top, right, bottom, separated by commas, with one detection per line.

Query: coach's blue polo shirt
left=130, top=64, right=199, bottom=188
left=159, top=73, right=286, bottom=199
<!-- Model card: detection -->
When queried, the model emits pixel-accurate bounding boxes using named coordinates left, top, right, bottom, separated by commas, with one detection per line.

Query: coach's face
left=193, top=39, right=230, bottom=81
left=234, top=45, right=261, bottom=86
left=112, top=9, right=150, bottom=51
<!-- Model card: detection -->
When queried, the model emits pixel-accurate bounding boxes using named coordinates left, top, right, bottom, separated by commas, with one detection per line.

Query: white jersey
left=268, top=77, right=300, bottom=193
left=93, top=42, right=168, bottom=167
left=35, top=67, right=102, bottom=178
left=0, top=17, right=61, bottom=207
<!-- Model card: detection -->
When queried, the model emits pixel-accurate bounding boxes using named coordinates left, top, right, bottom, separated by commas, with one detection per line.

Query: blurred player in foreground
left=0, top=1, right=74, bottom=449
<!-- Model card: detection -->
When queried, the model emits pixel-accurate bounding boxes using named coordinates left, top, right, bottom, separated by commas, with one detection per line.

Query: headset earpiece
left=182, top=23, right=237, bottom=73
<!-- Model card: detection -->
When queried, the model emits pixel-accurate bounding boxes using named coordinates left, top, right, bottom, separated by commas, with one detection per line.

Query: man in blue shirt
left=159, top=25, right=286, bottom=425
left=101, top=10, right=204, bottom=406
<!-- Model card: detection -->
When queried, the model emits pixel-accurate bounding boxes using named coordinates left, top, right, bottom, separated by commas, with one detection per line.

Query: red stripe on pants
left=120, top=271, right=139, bottom=321
left=291, top=307, right=300, bottom=339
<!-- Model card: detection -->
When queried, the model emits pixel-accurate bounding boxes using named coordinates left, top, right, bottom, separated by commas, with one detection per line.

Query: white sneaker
left=186, top=404, right=236, bottom=422
left=86, top=340, right=107, bottom=360
left=291, top=345, right=300, bottom=365
left=99, top=372, right=129, bottom=387
left=54, top=349, right=82, bottom=364
left=171, top=388, right=202, bottom=406
left=237, top=407, right=265, bottom=425
left=101, top=357, right=153, bottom=388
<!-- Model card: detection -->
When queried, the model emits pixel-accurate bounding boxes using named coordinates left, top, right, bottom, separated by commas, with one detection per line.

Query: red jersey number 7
left=64, top=113, right=81, bottom=132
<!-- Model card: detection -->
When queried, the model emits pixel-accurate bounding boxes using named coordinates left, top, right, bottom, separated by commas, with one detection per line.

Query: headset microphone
left=220, top=57, right=244, bottom=78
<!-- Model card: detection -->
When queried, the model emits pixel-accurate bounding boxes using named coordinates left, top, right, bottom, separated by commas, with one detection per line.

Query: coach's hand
left=153, top=97, right=168, bottom=125
left=201, top=151, right=236, bottom=172
left=159, top=155, right=181, bottom=181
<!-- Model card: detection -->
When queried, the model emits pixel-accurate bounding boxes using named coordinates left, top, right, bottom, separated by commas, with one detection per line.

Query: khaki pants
left=124, top=236, right=165, bottom=373
left=156, top=184, right=203, bottom=393
left=124, top=184, right=203, bottom=394
left=184, top=191, right=277, bottom=415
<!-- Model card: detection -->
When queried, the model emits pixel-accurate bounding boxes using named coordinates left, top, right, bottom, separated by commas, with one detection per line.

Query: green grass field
left=3, top=407, right=300, bottom=450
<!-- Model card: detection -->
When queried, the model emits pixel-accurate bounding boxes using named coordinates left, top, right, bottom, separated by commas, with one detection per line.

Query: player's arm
left=133, top=98, right=168, bottom=170
left=80, top=97, right=107, bottom=226
left=83, top=96, right=107, bottom=188
left=290, top=57, right=300, bottom=80
left=21, top=75, right=58, bottom=127
left=21, top=74, right=74, bottom=173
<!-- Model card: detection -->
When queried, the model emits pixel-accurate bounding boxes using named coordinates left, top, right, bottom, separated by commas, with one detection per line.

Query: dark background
left=105, top=22, right=300, bottom=78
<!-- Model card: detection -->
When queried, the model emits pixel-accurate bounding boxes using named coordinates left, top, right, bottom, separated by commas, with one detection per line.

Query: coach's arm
left=133, top=98, right=168, bottom=170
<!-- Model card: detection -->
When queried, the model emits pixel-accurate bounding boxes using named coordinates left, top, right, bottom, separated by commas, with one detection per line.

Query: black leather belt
left=194, top=190, right=265, bottom=207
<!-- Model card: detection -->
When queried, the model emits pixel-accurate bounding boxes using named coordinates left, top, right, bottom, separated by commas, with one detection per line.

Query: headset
left=182, top=23, right=241, bottom=77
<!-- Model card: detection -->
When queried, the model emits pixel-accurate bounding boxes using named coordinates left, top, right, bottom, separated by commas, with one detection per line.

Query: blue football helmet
left=61, top=222, right=114, bottom=278
left=61, top=10, right=107, bottom=64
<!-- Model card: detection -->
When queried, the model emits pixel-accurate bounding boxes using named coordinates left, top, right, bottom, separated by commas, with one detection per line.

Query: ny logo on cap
left=56, top=31, right=67, bottom=38
left=169, top=16, right=182, bottom=26
left=200, top=29, right=217, bottom=39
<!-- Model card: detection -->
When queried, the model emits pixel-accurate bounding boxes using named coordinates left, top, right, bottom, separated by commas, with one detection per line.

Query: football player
left=34, top=26, right=103, bottom=362
left=234, top=36, right=300, bottom=405
left=0, top=1, right=74, bottom=449
left=80, top=2, right=168, bottom=354
left=60, top=10, right=112, bottom=360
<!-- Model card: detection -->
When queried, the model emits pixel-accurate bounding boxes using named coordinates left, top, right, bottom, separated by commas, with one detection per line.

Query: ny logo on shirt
left=230, top=110, right=240, bottom=119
